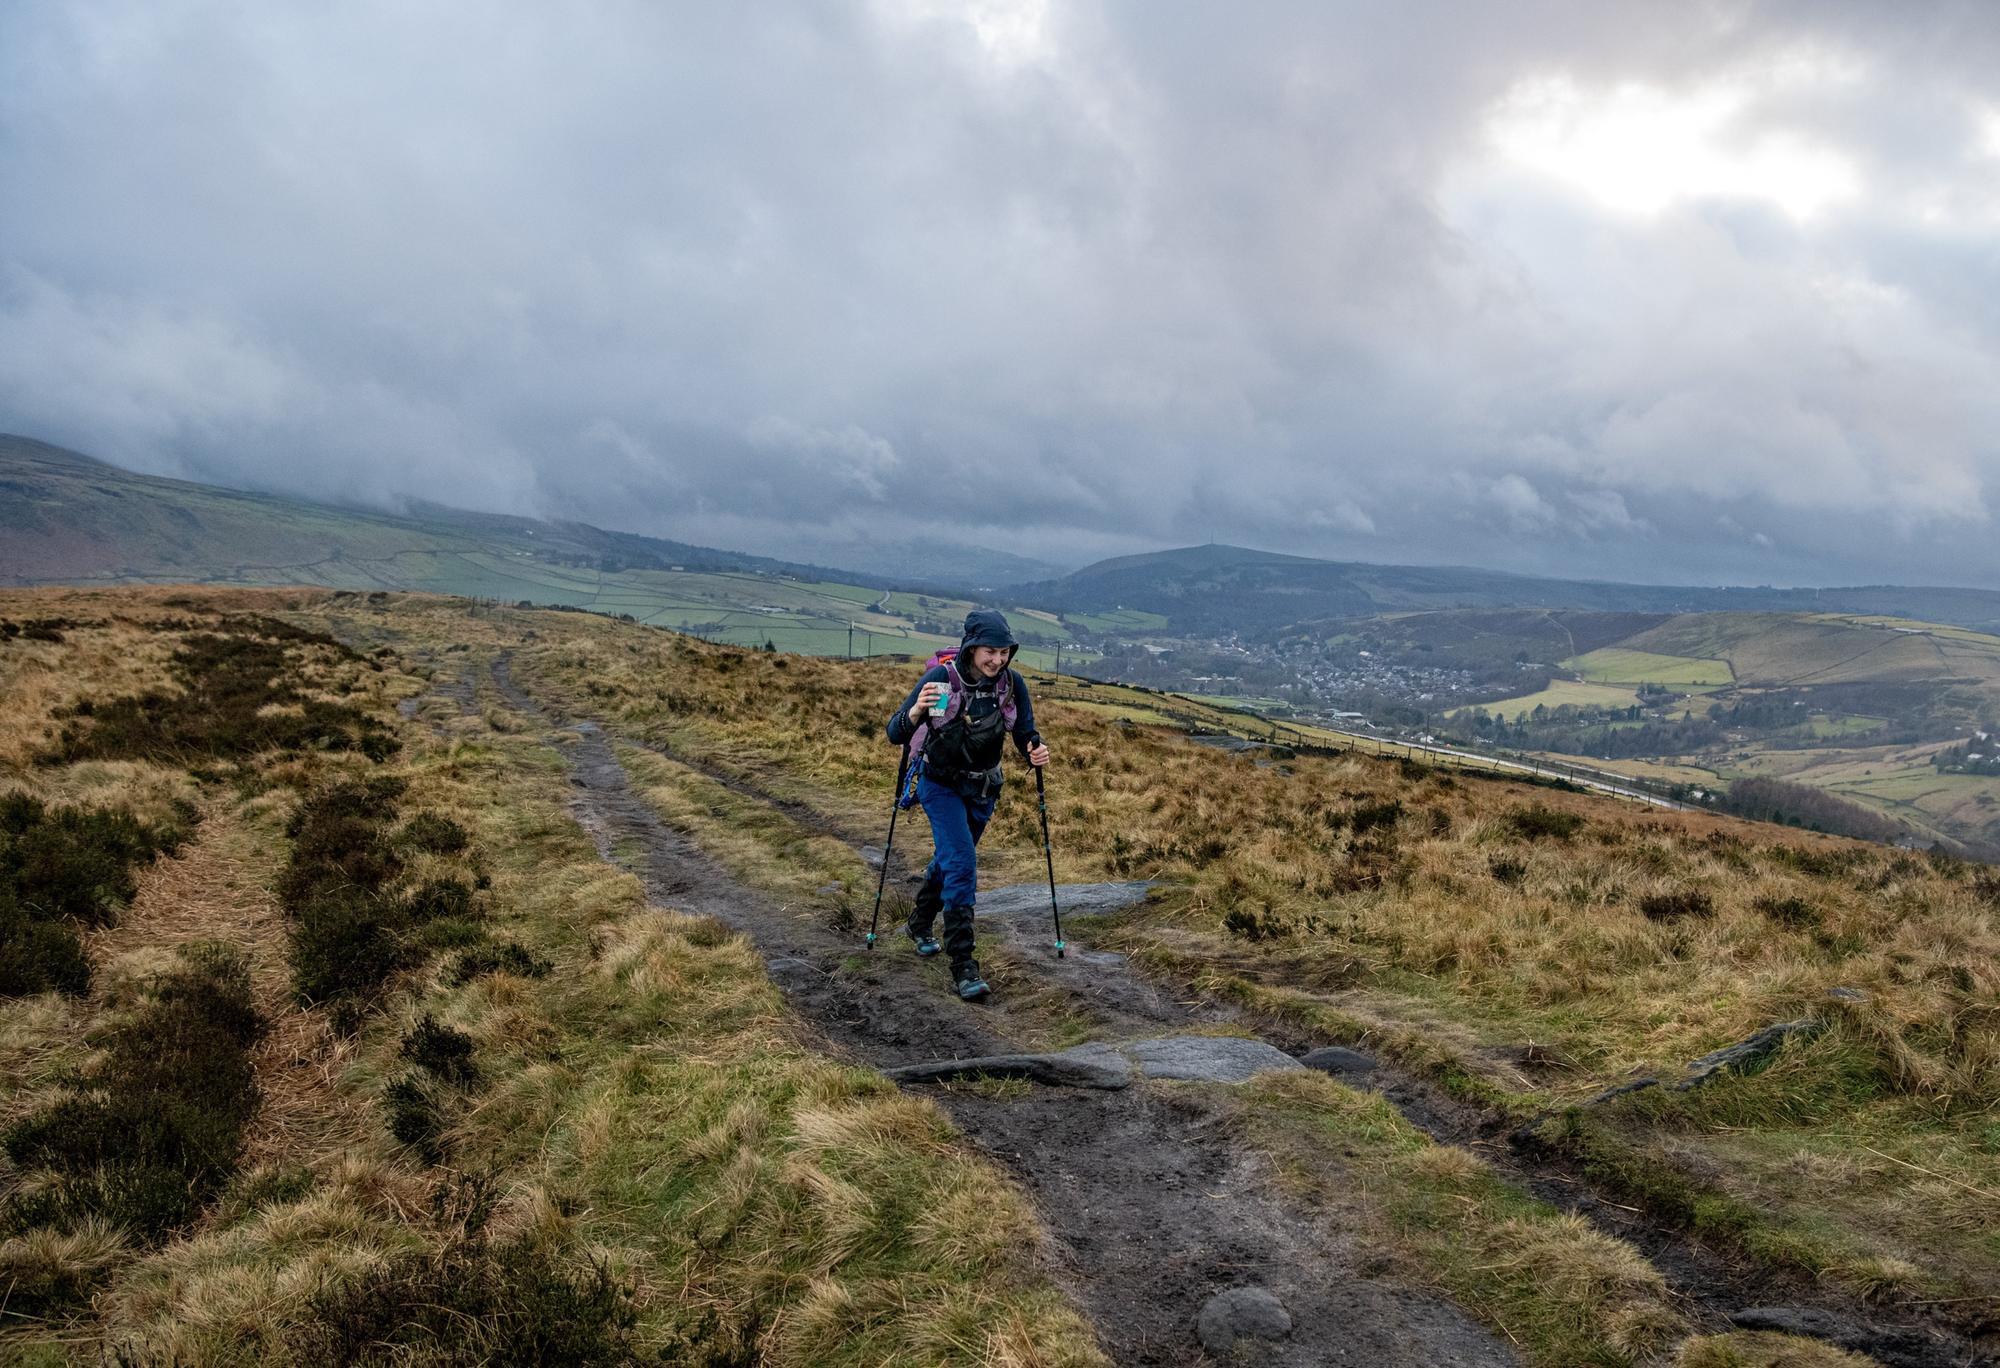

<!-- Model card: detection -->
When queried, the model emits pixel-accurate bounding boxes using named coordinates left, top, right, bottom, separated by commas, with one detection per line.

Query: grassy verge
left=1236, top=1070, right=1685, bottom=1367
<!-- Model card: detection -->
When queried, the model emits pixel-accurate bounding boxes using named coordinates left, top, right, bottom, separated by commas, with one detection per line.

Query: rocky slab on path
left=974, top=880, right=1158, bottom=921
left=1197, top=1287, right=1294, bottom=1354
left=1128, top=1035, right=1302, bottom=1083
left=1299, top=1045, right=1378, bottom=1077
left=884, top=1034, right=1303, bottom=1090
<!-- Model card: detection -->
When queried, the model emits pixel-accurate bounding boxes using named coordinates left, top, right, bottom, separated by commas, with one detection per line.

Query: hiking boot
left=952, top=959, right=991, bottom=1002
left=905, top=924, right=941, bottom=956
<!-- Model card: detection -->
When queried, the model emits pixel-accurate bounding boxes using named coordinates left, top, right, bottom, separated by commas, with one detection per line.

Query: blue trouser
left=914, top=775, right=996, bottom=965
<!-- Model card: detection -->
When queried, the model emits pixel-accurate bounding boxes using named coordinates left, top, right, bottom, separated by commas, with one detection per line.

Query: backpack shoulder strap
left=905, top=662, right=963, bottom=756
left=996, top=666, right=1018, bottom=729
left=938, top=660, right=969, bottom=726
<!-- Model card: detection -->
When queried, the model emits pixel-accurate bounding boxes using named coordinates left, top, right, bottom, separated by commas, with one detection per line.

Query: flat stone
left=1197, top=1286, right=1292, bottom=1354
left=1730, top=1307, right=1854, bottom=1340
left=1299, top=1046, right=1377, bottom=1076
left=1677, top=1019, right=1818, bottom=1089
left=883, top=1043, right=1133, bottom=1091
left=1127, top=1036, right=1302, bottom=1084
left=975, top=881, right=1159, bottom=921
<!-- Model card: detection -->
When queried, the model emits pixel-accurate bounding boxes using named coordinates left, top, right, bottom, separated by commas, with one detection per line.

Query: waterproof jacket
left=886, top=664, right=1039, bottom=795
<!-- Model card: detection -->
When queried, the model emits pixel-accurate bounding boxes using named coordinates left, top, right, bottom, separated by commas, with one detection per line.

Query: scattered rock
left=814, top=882, right=842, bottom=896
left=1196, top=1286, right=1292, bottom=1354
left=975, top=881, right=1159, bottom=921
left=1299, top=1046, right=1378, bottom=1077
left=860, top=845, right=885, bottom=869
left=1127, top=1036, right=1302, bottom=1084
left=1677, top=1019, right=1818, bottom=1089
left=1826, top=986, right=1869, bottom=1003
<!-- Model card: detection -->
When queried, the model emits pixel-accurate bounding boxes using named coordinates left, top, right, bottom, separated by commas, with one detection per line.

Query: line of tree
left=1709, top=777, right=1907, bottom=844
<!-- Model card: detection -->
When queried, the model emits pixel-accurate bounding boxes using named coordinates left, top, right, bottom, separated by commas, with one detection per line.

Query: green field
left=1063, top=608, right=1170, bottom=633
left=1563, top=647, right=1733, bottom=690
left=1803, top=713, right=1886, bottom=739
left=1451, top=679, right=1641, bottom=722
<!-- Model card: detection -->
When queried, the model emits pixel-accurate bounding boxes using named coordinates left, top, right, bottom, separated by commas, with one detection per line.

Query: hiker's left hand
left=1027, top=741, right=1050, bottom=767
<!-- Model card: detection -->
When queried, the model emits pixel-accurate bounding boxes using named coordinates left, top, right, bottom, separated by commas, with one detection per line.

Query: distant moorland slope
left=1013, top=542, right=2000, bottom=637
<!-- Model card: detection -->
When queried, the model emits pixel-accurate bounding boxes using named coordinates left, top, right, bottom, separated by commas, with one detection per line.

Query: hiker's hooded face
left=967, top=645, right=1010, bottom=678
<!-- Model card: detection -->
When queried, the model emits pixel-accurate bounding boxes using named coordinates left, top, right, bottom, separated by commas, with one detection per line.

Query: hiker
left=886, top=609, right=1050, bottom=1001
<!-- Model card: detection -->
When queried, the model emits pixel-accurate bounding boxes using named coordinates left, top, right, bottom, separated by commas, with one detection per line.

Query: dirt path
left=85, top=802, right=378, bottom=1180
left=485, top=653, right=1514, bottom=1366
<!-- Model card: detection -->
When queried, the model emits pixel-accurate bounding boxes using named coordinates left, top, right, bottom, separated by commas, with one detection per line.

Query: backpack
left=898, top=650, right=1017, bottom=808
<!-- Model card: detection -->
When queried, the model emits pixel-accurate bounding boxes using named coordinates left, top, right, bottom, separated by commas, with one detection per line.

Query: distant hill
left=1013, top=543, right=2000, bottom=637
left=0, top=434, right=1078, bottom=662
left=0, top=434, right=868, bottom=588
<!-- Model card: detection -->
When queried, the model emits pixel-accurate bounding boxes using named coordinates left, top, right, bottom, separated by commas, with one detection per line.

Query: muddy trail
left=459, top=649, right=1987, bottom=1367
left=479, top=653, right=1511, bottom=1366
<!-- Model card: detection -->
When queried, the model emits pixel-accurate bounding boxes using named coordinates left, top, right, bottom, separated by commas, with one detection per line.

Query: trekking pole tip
left=864, top=932, right=877, bottom=949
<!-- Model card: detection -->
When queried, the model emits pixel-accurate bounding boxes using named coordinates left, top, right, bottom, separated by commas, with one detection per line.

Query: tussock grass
left=1675, top=1331, right=1881, bottom=1367
left=0, top=597, right=1104, bottom=1367
left=291, top=1173, right=639, bottom=1366
left=1242, top=1070, right=1683, bottom=1366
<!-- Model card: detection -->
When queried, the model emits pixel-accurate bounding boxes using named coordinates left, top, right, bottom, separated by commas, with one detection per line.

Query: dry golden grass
left=508, top=616, right=2000, bottom=1109
left=1676, top=1330, right=1882, bottom=1367
left=10, top=587, right=1992, bottom=1362
left=1, top=589, right=1110, bottom=1366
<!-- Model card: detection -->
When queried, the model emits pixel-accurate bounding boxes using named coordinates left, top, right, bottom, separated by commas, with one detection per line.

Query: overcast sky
left=4, top=1, right=1999, bottom=587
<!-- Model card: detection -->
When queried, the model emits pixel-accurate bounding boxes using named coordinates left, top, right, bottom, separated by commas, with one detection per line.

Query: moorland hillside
left=2, top=586, right=1995, bottom=1366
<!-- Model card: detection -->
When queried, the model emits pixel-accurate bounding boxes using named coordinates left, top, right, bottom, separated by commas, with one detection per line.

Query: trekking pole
left=1034, top=764, right=1065, bottom=958
left=866, top=745, right=911, bottom=949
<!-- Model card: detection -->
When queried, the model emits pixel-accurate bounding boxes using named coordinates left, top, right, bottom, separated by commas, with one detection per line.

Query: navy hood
left=960, top=609, right=1018, bottom=660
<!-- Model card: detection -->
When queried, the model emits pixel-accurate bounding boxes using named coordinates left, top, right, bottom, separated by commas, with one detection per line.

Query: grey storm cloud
left=3, top=0, right=1999, bottom=587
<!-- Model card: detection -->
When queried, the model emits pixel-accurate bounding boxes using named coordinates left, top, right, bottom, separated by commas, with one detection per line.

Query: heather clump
left=3, top=943, right=264, bottom=1244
